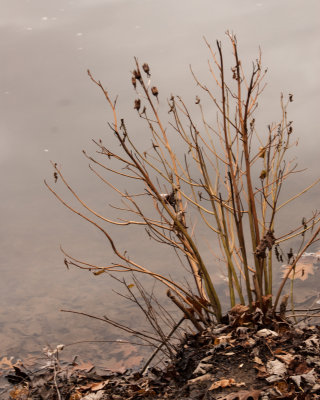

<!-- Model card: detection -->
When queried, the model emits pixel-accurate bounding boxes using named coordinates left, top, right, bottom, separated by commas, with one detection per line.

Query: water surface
left=1, top=0, right=320, bottom=368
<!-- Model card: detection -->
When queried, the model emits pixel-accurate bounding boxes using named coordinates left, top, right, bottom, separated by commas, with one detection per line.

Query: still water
left=1, top=0, right=320, bottom=369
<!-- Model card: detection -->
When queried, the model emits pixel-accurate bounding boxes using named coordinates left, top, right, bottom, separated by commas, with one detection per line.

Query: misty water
left=1, top=0, right=320, bottom=370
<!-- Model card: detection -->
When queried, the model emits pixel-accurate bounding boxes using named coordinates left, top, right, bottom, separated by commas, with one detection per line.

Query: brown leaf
left=229, top=304, right=249, bottom=315
left=214, top=333, right=235, bottom=346
left=69, top=391, right=83, bottom=400
left=91, top=380, right=109, bottom=392
left=0, top=356, right=15, bottom=370
left=275, top=380, right=291, bottom=395
left=9, top=386, right=29, bottom=400
left=209, top=378, right=245, bottom=390
left=188, top=373, right=214, bottom=384
left=72, top=360, right=94, bottom=373
left=79, top=384, right=93, bottom=391
left=293, top=360, right=311, bottom=375
left=209, top=378, right=234, bottom=390
left=219, top=389, right=261, bottom=400
left=253, top=356, right=264, bottom=365
left=275, top=353, right=295, bottom=365
left=255, top=364, right=268, bottom=378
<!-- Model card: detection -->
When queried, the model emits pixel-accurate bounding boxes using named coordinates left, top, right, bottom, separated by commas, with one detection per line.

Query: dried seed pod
left=151, top=86, right=159, bottom=97
left=258, top=146, right=266, bottom=158
left=131, top=76, right=136, bottom=89
left=195, top=96, right=200, bottom=104
left=133, top=69, right=141, bottom=80
left=259, top=170, right=267, bottom=180
left=142, top=63, right=150, bottom=77
left=289, top=93, right=293, bottom=102
left=134, top=99, right=141, bottom=111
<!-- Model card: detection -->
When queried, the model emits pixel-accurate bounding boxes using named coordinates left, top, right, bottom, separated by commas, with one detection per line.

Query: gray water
left=1, top=0, right=320, bottom=369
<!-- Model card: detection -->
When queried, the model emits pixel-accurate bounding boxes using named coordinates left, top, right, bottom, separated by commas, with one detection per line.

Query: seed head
left=133, top=69, right=141, bottom=80
left=142, top=63, right=150, bottom=77
left=131, top=76, right=136, bottom=89
left=134, top=99, right=141, bottom=111
left=258, top=146, right=266, bottom=158
left=151, top=86, right=159, bottom=97
left=259, top=170, right=267, bottom=180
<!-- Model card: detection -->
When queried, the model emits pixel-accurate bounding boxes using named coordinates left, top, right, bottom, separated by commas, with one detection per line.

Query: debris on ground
left=1, top=309, right=320, bottom=399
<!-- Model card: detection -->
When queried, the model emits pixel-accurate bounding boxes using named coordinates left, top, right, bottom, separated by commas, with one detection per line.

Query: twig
left=53, top=361, right=62, bottom=400
left=61, top=309, right=162, bottom=345
left=141, top=317, right=185, bottom=374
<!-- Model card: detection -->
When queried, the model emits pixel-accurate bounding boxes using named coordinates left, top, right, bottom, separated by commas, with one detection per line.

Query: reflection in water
left=1, top=0, right=320, bottom=367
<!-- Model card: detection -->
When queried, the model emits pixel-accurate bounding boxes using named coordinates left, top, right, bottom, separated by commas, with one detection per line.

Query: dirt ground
left=2, top=307, right=320, bottom=400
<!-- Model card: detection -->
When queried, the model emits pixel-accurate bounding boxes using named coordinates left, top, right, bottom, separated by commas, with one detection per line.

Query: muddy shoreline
left=2, top=309, right=320, bottom=400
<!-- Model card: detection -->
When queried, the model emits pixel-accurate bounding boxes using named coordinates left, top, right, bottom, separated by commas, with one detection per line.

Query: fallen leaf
left=254, top=356, right=264, bottom=365
left=229, top=304, right=249, bottom=315
left=79, top=383, right=93, bottom=391
left=256, top=328, right=278, bottom=337
left=0, top=357, right=15, bottom=370
left=209, top=378, right=245, bottom=390
left=254, top=364, right=267, bottom=377
left=9, top=386, right=29, bottom=400
left=243, top=337, right=256, bottom=348
left=69, top=391, right=83, bottom=400
left=301, top=368, right=317, bottom=385
left=293, top=360, right=311, bottom=375
left=81, top=391, right=104, bottom=400
left=72, top=360, right=94, bottom=373
left=214, top=333, right=234, bottom=345
left=91, top=380, right=109, bottom=392
left=291, top=368, right=317, bottom=387
left=304, top=334, right=320, bottom=352
left=188, top=373, right=214, bottom=384
left=219, top=389, right=261, bottom=400
left=275, top=380, right=290, bottom=395
left=275, top=353, right=295, bottom=365
left=209, top=378, right=234, bottom=390
left=266, top=359, right=287, bottom=382
left=290, top=374, right=301, bottom=387
left=193, top=361, right=212, bottom=375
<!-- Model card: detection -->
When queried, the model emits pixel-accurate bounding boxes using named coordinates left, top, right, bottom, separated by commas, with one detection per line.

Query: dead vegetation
left=5, top=32, right=320, bottom=399
left=3, top=311, right=320, bottom=399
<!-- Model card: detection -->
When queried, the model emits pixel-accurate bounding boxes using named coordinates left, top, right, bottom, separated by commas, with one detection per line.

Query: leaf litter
left=2, top=307, right=320, bottom=399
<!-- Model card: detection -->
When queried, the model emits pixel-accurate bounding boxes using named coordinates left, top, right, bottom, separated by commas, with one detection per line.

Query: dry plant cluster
left=45, top=33, right=320, bottom=362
